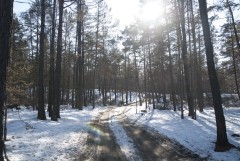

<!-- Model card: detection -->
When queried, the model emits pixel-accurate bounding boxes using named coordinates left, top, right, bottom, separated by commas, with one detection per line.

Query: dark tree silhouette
left=48, top=0, right=57, bottom=118
left=52, top=0, right=64, bottom=121
left=198, top=0, right=232, bottom=152
left=180, top=0, right=195, bottom=118
left=76, top=0, right=84, bottom=110
left=37, top=0, right=47, bottom=120
left=0, top=0, right=14, bottom=159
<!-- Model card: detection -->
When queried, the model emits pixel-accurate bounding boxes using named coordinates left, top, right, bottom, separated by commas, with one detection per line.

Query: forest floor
left=77, top=106, right=204, bottom=161
left=5, top=104, right=240, bottom=161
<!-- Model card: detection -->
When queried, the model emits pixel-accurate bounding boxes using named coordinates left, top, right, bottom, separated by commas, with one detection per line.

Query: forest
left=0, top=0, right=240, bottom=160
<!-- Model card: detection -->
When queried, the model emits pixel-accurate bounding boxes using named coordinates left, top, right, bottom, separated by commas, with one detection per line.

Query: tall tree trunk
left=143, top=49, right=147, bottom=110
left=61, top=20, right=69, bottom=105
left=29, top=14, right=35, bottom=107
left=48, top=0, right=56, bottom=117
left=61, top=35, right=67, bottom=105
left=82, top=21, right=86, bottom=107
left=76, top=0, right=84, bottom=110
left=0, top=0, right=13, bottom=159
left=190, top=0, right=204, bottom=115
left=66, top=41, right=71, bottom=105
left=197, top=32, right=204, bottom=112
left=33, top=7, right=40, bottom=110
left=114, top=69, right=117, bottom=105
left=158, top=36, right=166, bottom=109
left=133, top=50, right=138, bottom=111
left=124, top=52, right=129, bottom=105
left=72, top=33, right=78, bottom=109
left=72, top=61, right=76, bottom=108
left=93, top=2, right=100, bottom=109
left=198, top=0, right=232, bottom=152
left=37, top=0, right=46, bottom=120
left=146, top=32, right=157, bottom=109
left=178, top=29, right=184, bottom=119
left=174, top=0, right=184, bottom=118
left=167, top=32, right=177, bottom=111
left=165, top=1, right=176, bottom=111
left=75, top=52, right=80, bottom=108
left=52, top=0, right=64, bottom=121
left=180, top=0, right=194, bottom=117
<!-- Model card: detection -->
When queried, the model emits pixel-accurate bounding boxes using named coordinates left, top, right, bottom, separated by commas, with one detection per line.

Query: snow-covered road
left=5, top=105, right=240, bottom=161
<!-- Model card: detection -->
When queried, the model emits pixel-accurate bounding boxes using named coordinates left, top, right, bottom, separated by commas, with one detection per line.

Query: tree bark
left=93, top=2, right=100, bottom=109
left=198, top=0, right=232, bottom=152
left=190, top=0, right=204, bottom=114
left=164, top=1, right=176, bottom=111
left=0, top=0, right=13, bottom=159
left=76, top=0, right=84, bottom=110
left=48, top=0, right=56, bottom=117
left=180, top=0, right=194, bottom=117
left=82, top=20, right=86, bottom=107
left=125, top=52, right=129, bottom=105
left=143, top=49, right=147, bottom=110
left=52, top=0, right=64, bottom=121
left=37, top=0, right=46, bottom=120
left=197, top=32, right=204, bottom=112
left=174, top=0, right=184, bottom=119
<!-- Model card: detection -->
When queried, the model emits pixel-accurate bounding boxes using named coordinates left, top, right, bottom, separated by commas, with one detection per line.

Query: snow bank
left=124, top=104, right=240, bottom=161
left=5, top=104, right=240, bottom=161
left=5, top=106, right=106, bottom=161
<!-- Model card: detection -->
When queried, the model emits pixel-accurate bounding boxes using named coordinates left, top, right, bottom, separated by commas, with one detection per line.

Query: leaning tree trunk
left=37, top=0, right=46, bottom=120
left=0, top=0, right=14, bottom=159
left=198, top=0, right=232, bottom=152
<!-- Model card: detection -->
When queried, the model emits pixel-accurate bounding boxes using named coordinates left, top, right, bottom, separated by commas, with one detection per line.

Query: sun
left=139, top=0, right=163, bottom=23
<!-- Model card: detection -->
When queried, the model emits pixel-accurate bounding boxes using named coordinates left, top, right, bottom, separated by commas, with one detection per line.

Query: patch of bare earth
left=76, top=108, right=127, bottom=161
left=121, top=120, right=205, bottom=161
left=76, top=107, right=205, bottom=161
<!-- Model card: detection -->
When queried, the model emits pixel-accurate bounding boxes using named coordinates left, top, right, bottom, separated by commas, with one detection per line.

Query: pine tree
left=48, top=0, right=56, bottom=118
left=7, top=17, right=33, bottom=106
left=52, top=0, right=64, bottom=121
left=198, top=0, right=232, bottom=152
left=180, top=0, right=194, bottom=117
left=75, top=0, right=85, bottom=110
left=37, top=0, right=46, bottom=120
left=0, top=0, right=14, bottom=159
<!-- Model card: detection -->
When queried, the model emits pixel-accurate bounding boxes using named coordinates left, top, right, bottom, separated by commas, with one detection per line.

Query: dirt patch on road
left=76, top=109, right=127, bottom=161
left=121, top=120, right=204, bottom=161
left=76, top=107, right=205, bottom=161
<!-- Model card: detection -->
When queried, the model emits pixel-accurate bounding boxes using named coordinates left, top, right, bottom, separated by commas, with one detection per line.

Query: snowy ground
left=5, top=106, right=107, bottom=161
left=109, top=107, right=142, bottom=161
left=121, top=104, right=240, bottom=161
left=5, top=104, right=240, bottom=161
